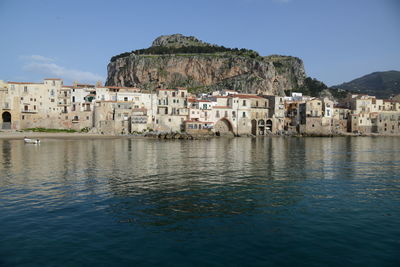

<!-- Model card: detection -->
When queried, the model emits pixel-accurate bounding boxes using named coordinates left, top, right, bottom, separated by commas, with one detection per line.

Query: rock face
left=106, top=34, right=306, bottom=95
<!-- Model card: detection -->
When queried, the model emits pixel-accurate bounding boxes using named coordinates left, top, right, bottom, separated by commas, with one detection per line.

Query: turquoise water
left=0, top=137, right=399, bottom=266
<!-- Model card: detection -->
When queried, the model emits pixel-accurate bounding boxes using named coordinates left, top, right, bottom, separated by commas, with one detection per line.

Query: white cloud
left=20, top=55, right=104, bottom=83
left=19, top=54, right=55, bottom=62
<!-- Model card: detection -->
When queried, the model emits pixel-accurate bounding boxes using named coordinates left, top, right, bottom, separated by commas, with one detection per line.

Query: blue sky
left=0, top=0, right=399, bottom=86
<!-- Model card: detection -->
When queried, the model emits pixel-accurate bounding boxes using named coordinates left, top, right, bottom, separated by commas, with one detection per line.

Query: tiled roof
left=8, top=81, right=42, bottom=85
left=213, top=106, right=231, bottom=109
left=234, top=94, right=264, bottom=99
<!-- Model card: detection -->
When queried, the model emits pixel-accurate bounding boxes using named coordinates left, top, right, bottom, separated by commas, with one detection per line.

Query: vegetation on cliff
left=110, top=45, right=260, bottom=62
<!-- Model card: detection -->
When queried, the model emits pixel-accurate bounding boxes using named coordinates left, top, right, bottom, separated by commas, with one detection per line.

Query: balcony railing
left=22, top=109, right=38, bottom=113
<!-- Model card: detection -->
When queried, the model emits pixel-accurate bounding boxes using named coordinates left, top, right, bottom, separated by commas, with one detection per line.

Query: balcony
left=2, top=103, right=11, bottom=110
left=22, top=109, right=38, bottom=113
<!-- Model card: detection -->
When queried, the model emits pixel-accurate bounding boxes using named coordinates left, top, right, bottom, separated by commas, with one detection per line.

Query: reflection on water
left=0, top=137, right=400, bottom=266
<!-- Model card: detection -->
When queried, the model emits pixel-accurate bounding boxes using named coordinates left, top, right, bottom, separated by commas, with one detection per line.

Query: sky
left=0, top=0, right=399, bottom=86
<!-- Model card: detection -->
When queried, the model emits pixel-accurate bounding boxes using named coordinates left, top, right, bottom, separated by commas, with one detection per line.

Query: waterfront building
left=155, top=88, right=189, bottom=132
left=1, top=77, right=400, bottom=136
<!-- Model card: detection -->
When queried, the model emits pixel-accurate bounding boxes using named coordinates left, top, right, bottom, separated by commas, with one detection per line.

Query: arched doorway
left=251, top=119, right=257, bottom=135
left=2, top=112, right=11, bottom=129
left=266, top=119, right=273, bottom=132
left=214, top=118, right=234, bottom=135
left=258, top=120, right=265, bottom=135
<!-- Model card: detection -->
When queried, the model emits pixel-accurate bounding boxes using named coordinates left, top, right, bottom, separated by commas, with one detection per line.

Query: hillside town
left=1, top=78, right=400, bottom=136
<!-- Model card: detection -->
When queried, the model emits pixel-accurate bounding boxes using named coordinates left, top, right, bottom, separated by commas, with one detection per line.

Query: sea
left=0, top=137, right=399, bottom=266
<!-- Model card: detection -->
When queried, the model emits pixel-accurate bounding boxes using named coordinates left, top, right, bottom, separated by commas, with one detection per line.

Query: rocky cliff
left=106, top=34, right=306, bottom=95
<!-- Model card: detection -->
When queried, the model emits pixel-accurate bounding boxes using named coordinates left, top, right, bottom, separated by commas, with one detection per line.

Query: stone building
left=155, top=88, right=189, bottom=132
left=264, top=95, right=285, bottom=134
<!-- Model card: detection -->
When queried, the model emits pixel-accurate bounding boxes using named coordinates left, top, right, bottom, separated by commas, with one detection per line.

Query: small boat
left=24, top=137, right=40, bottom=144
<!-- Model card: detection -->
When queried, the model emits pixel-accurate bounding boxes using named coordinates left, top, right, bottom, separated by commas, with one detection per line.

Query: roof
left=234, top=94, right=264, bottom=99
left=383, top=99, right=396, bottom=103
left=44, top=78, right=62, bottom=80
left=106, top=86, right=141, bottom=90
left=213, top=106, right=231, bottom=109
left=8, top=81, right=42, bottom=85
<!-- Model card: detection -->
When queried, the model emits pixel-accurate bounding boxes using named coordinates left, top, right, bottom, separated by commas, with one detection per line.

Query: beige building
left=155, top=88, right=189, bottom=132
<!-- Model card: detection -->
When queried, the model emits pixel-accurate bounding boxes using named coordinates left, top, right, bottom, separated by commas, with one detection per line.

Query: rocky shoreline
left=1, top=130, right=399, bottom=140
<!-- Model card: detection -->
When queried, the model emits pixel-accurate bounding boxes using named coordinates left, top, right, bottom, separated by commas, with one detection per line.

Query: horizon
left=0, top=0, right=399, bottom=86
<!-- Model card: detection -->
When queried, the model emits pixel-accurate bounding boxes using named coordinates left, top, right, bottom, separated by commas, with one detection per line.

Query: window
left=242, top=100, right=246, bottom=106
left=22, top=115, right=25, bottom=120
left=232, top=111, right=236, bottom=118
left=24, top=86, right=28, bottom=93
left=51, top=99, right=55, bottom=102
left=224, top=111, right=228, bottom=117
left=124, top=97, right=128, bottom=101
left=24, top=105, right=28, bottom=111
left=181, top=92, right=185, bottom=97
left=72, top=96, right=75, bottom=102
left=52, top=80, right=55, bottom=86
left=172, top=92, right=176, bottom=97
left=216, top=111, right=220, bottom=118
left=242, top=112, right=246, bottom=118
left=50, top=89, right=55, bottom=96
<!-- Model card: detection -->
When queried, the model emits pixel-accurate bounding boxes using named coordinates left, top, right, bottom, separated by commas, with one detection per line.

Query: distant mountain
left=332, top=71, right=400, bottom=98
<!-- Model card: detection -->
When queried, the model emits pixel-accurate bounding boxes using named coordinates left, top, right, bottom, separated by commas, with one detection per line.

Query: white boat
left=24, top=138, right=40, bottom=144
